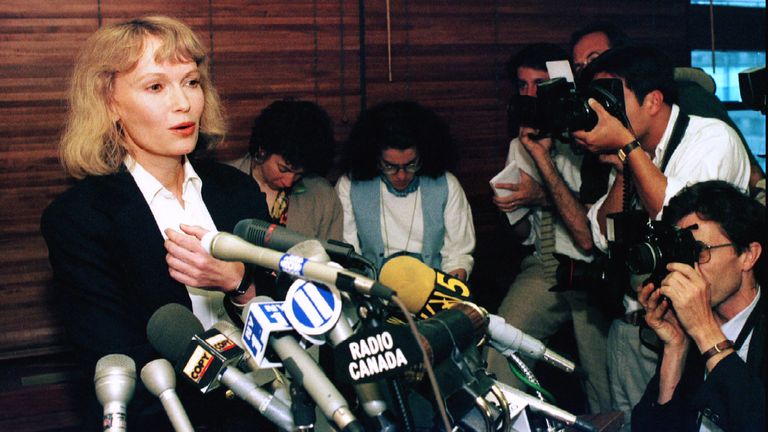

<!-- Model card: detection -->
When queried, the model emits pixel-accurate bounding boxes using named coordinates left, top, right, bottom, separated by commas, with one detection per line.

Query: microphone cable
left=389, top=294, right=452, bottom=431
left=506, top=353, right=556, bottom=432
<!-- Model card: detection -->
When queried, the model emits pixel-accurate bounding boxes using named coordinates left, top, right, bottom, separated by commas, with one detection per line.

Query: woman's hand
left=164, top=224, right=245, bottom=294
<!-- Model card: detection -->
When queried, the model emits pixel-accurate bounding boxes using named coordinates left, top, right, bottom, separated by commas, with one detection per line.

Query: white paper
left=546, top=60, right=575, bottom=83
left=491, top=139, right=544, bottom=226
left=490, top=161, right=530, bottom=226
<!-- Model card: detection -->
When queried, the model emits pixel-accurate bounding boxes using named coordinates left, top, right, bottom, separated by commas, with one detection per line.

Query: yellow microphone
left=379, top=255, right=473, bottom=319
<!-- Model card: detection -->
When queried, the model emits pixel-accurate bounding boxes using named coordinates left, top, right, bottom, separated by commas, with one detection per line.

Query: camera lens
left=626, top=242, right=660, bottom=275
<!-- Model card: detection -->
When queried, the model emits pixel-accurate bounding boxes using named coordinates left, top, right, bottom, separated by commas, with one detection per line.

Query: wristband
left=701, top=339, right=734, bottom=361
left=227, top=268, right=252, bottom=297
left=617, top=139, right=640, bottom=163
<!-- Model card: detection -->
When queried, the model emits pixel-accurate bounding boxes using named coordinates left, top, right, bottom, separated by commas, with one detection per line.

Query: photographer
left=486, top=43, right=611, bottom=414
left=569, top=23, right=765, bottom=201
left=571, top=45, right=751, bottom=427
left=633, top=181, right=766, bottom=431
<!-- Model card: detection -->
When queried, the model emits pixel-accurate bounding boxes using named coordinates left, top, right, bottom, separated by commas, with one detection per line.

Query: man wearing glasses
left=335, top=100, right=475, bottom=280
left=571, top=45, right=751, bottom=429
left=633, top=180, right=766, bottom=431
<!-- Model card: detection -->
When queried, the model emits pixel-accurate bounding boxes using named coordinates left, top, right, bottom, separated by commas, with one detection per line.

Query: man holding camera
left=568, top=23, right=765, bottom=202
left=487, top=43, right=612, bottom=414
left=633, top=181, right=766, bottom=431
left=571, top=45, right=751, bottom=427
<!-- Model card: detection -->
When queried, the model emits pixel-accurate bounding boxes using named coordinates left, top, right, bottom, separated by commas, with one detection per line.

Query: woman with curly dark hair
left=229, top=99, right=343, bottom=240
left=335, top=100, right=475, bottom=279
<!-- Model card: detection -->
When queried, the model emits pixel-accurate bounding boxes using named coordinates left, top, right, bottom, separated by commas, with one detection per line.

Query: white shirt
left=587, top=105, right=750, bottom=312
left=700, top=287, right=761, bottom=432
left=126, top=156, right=228, bottom=329
left=589, top=104, right=751, bottom=252
left=506, top=137, right=593, bottom=263
left=336, top=172, right=476, bottom=276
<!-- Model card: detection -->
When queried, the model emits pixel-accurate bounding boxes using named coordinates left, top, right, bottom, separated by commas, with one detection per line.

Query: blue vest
left=350, top=175, right=448, bottom=271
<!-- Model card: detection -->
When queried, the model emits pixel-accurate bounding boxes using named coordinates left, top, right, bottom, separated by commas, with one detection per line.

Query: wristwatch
left=701, top=339, right=734, bottom=361
left=227, top=268, right=252, bottom=297
left=617, top=139, right=640, bottom=163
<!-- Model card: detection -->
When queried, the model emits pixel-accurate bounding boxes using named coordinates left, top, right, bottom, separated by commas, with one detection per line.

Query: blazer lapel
left=96, top=172, right=191, bottom=312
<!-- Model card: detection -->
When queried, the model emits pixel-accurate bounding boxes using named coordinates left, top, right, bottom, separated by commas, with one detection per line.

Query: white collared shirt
left=506, top=137, right=593, bottom=263
left=587, top=105, right=750, bottom=313
left=336, top=172, right=476, bottom=276
left=126, top=156, right=228, bottom=329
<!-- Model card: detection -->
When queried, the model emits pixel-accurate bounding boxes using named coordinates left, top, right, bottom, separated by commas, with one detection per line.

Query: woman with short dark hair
left=335, top=100, right=475, bottom=279
left=228, top=99, right=342, bottom=240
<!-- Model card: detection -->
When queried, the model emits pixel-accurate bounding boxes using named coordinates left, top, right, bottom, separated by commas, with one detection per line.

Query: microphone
left=201, top=231, right=395, bottom=299
left=379, top=256, right=576, bottom=374
left=494, top=380, right=597, bottom=432
left=139, top=359, right=194, bottom=432
left=379, top=255, right=472, bottom=319
left=147, top=303, right=294, bottom=431
left=487, top=314, right=576, bottom=374
left=242, top=296, right=365, bottom=432
left=94, top=354, right=136, bottom=432
left=333, top=302, right=485, bottom=384
left=281, top=275, right=398, bottom=431
left=234, top=219, right=374, bottom=271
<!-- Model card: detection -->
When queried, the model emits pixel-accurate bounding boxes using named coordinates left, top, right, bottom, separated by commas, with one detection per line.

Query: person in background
left=40, top=16, right=271, bottom=431
left=573, top=45, right=750, bottom=429
left=486, top=43, right=612, bottom=414
left=335, top=100, right=475, bottom=280
left=634, top=180, right=766, bottom=431
left=569, top=22, right=765, bottom=203
left=228, top=99, right=343, bottom=241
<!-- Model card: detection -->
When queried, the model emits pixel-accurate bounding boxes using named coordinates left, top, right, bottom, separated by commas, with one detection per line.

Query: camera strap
left=659, top=111, right=691, bottom=173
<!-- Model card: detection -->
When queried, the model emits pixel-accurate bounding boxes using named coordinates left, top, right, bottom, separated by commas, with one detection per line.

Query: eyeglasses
left=379, top=158, right=422, bottom=175
left=695, top=241, right=736, bottom=264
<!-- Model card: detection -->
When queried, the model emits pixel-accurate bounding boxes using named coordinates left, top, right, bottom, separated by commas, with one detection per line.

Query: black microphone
left=333, top=302, right=485, bottom=384
left=94, top=354, right=136, bottom=432
left=242, top=296, right=365, bottom=432
left=201, top=231, right=395, bottom=299
left=234, top=219, right=373, bottom=270
left=140, top=359, right=194, bottom=432
left=147, top=303, right=294, bottom=431
left=379, top=255, right=576, bottom=373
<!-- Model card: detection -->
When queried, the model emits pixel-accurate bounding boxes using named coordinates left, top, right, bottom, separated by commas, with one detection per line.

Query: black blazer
left=41, top=159, right=271, bottom=431
left=632, top=292, right=767, bottom=432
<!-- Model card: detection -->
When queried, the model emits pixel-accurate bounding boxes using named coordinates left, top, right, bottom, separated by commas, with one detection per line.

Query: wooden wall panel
left=0, top=1, right=699, bottom=429
left=0, top=0, right=690, bottom=380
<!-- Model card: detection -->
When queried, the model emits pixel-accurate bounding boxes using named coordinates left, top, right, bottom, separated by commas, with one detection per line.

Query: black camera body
left=553, top=210, right=698, bottom=312
left=508, top=77, right=627, bottom=137
left=625, top=219, right=699, bottom=287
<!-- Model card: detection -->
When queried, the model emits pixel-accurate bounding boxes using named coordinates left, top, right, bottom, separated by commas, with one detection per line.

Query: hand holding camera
left=519, top=125, right=553, bottom=159
left=656, top=263, right=724, bottom=351
left=638, top=281, right=689, bottom=351
left=571, top=98, right=637, bottom=154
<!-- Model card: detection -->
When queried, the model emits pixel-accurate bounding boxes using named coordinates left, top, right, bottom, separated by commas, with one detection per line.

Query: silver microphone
left=94, top=354, right=136, bottom=432
left=140, top=358, right=194, bottom=432
left=201, top=231, right=394, bottom=299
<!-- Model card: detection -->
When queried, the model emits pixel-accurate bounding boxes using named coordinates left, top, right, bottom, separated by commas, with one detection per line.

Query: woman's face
left=380, top=147, right=420, bottom=191
left=109, top=37, right=204, bottom=168
left=256, top=153, right=304, bottom=191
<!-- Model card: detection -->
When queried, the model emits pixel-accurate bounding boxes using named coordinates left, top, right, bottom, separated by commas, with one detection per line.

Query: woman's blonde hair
left=60, top=16, right=226, bottom=179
